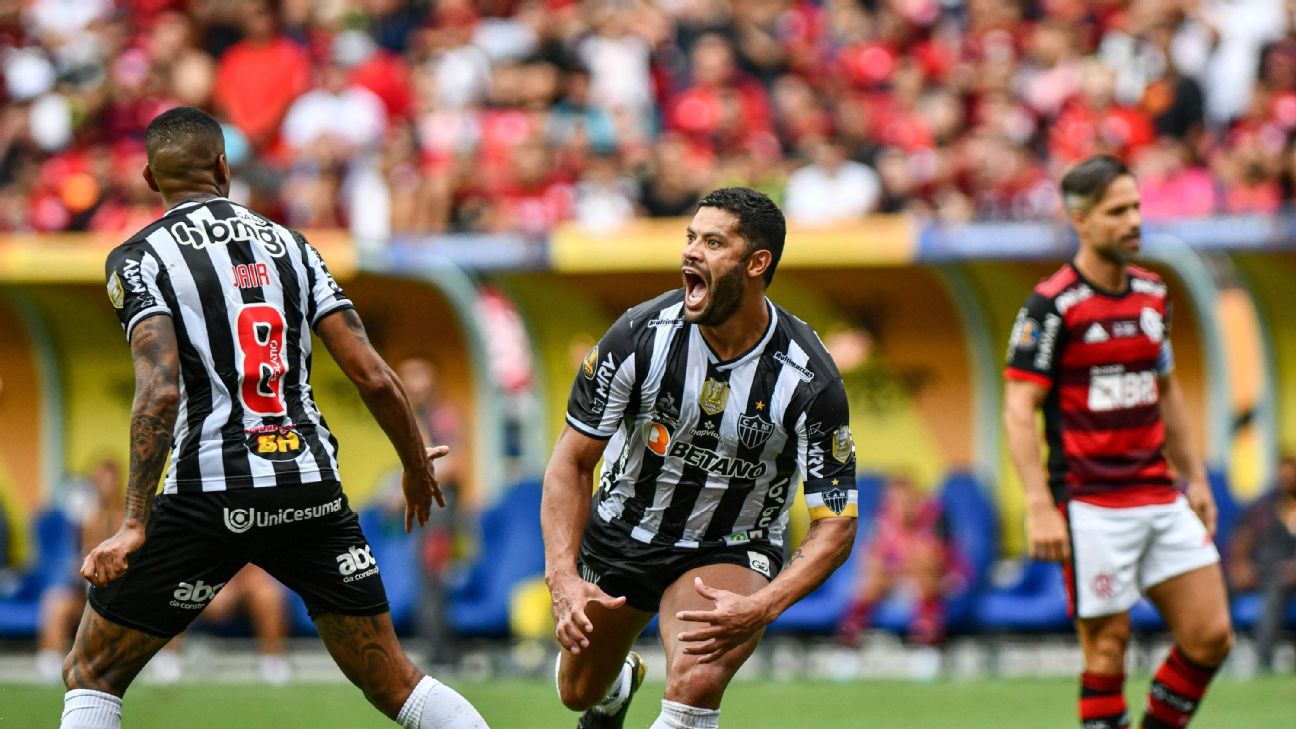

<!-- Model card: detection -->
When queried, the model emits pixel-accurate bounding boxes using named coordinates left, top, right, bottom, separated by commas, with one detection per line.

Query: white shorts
left=1065, top=496, right=1220, bottom=619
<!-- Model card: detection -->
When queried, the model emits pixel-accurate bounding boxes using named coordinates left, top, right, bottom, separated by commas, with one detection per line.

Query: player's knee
left=556, top=675, right=604, bottom=712
left=664, top=662, right=728, bottom=706
left=62, top=653, right=114, bottom=694
left=1187, top=620, right=1234, bottom=665
left=1086, top=629, right=1129, bottom=672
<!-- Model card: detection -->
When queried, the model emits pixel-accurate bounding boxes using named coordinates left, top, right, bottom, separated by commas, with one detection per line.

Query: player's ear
left=143, top=164, right=159, bottom=193
left=215, top=153, right=230, bottom=186
left=747, top=248, right=772, bottom=281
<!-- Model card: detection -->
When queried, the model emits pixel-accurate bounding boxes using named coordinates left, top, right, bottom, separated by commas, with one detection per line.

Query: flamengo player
left=58, top=108, right=487, bottom=729
left=1003, top=155, right=1233, bottom=729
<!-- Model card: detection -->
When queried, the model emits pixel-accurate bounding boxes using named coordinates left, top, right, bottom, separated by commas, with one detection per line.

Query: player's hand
left=547, top=572, right=626, bottom=655
left=403, top=445, right=449, bottom=532
left=676, top=577, right=771, bottom=664
left=81, top=525, right=146, bottom=588
left=1186, top=477, right=1217, bottom=537
left=1025, top=503, right=1071, bottom=563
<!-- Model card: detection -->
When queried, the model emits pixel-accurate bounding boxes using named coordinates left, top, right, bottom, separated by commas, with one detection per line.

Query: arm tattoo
left=339, top=308, right=371, bottom=344
left=787, top=522, right=824, bottom=568
left=124, top=318, right=180, bottom=528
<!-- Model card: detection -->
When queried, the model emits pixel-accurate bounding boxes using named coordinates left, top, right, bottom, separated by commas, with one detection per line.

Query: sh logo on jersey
left=171, top=580, right=226, bottom=609
left=337, top=545, right=379, bottom=583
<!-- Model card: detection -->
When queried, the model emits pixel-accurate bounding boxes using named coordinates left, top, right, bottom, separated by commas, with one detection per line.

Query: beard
left=686, top=262, right=746, bottom=326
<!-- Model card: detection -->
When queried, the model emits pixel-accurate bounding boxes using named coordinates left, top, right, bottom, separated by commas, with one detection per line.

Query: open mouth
left=682, top=268, right=709, bottom=309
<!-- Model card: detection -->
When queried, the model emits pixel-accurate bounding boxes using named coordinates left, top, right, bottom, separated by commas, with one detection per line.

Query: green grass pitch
left=3, top=677, right=1293, bottom=728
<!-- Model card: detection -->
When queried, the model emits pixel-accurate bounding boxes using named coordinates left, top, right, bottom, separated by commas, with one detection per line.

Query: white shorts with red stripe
left=1064, top=495, right=1219, bottom=619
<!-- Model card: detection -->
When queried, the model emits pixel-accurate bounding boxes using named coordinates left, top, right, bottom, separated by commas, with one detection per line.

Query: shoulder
left=770, top=303, right=843, bottom=385
left=1035, top=264, right=1080, bottom=299
left=1127, top=265, right=1169, bottom=298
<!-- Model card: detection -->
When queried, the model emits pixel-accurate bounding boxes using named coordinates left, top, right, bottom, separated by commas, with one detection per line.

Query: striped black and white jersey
left=104, top=197, right=352, bottom=494
left=567, top=289, right=858, bottom=549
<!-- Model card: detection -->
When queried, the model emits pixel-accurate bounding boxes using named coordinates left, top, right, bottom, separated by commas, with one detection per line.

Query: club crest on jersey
left=737, top=414, right=774, bottom=449
left=698, top=379, right=730, bottom=416
left=106, top=272, right=125, bottom=309
left=582, top=346, right=598, bottom=380
left=831, top=426, right=854, bottom=463
left=643, top=420, right=673, bottom=457
left=822, top=488, right=849, bottom=516
left=1140, top=307, right=1164, bottom=343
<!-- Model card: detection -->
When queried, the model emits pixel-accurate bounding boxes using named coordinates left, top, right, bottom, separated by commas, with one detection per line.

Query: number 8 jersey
left=105, top=197, right=353, bottom=493
left=1004, top=263, right=1178, bottom=508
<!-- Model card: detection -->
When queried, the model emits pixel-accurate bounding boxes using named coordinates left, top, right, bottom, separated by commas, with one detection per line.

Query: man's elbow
left=351, top=363, right=397, bottom=399
left=138, top=379, right=180, bottom=415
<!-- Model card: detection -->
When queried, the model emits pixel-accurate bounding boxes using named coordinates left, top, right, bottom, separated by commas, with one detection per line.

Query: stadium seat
left=0, top=509, right=78, bottom=637
left=972, top=560, right=1071, bottom=632
left=1229, top=591, right=1296, bottom=630
left=448, top=480, right=546, bottom=636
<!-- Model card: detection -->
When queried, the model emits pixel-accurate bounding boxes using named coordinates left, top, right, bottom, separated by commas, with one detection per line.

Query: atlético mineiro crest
left=737, top=414, right=774, bottom=449
left=822, top=488, right=849, bottom=516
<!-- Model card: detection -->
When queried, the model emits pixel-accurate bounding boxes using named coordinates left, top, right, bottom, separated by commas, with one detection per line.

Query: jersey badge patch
left=737, top=414, right=774, bottom=449
left=831, top=425, right=854, bottom=463
left=582, top=345, right=598, bottom=379
left=107, top=272, right=125, bottom=309
left=698, top=379, right=730, bottom=416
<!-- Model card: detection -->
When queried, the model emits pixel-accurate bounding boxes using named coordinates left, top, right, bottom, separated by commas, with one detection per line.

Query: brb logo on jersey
left=171, top=580, right=226, bottom=609
left=336, top=545, right=379, bottom=583
left=1088, top=365, right=1158, bottom=412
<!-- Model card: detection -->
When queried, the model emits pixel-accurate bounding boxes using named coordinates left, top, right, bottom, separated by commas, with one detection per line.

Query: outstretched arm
left=83, top=315, right=179, bottom=587
left=316, top=308, right=445, bottom=530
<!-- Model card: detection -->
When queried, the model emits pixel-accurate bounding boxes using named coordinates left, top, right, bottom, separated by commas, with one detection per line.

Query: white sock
left=396, top=676, right=490, bottom=729
left=60, top=689, right=122, bottom=729
left=589, top=657, right=633, bottom=716
left=649, top=699, right=719, bottom=729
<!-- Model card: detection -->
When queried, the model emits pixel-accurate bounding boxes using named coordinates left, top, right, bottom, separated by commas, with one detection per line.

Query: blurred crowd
left=3, top=0, right=1296, bottom=239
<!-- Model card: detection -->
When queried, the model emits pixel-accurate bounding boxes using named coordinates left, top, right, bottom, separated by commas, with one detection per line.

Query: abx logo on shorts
left=336, top=545, right=379, bottom=583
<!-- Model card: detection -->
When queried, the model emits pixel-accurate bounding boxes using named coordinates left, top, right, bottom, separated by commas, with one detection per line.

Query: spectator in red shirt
left=214, top=0, right=311, bottom=153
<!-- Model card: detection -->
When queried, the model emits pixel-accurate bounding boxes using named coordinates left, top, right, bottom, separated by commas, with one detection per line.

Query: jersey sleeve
left=105, top=244, right=171, bottom=343
left=296, top=232, right=354, bottom=329
left=799, top=377, right=858, bottom=520
left=1004, top=291, right=1064, bottom=386
left=565, top=309, right=641, bottom=440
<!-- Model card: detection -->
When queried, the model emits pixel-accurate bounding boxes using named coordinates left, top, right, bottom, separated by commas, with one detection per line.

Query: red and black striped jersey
left=1004, top=263, right=1178, bottom=508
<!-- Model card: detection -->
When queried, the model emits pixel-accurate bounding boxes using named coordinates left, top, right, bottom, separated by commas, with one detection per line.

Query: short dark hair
left=696, top=187, right=786, bottom=286
left=145, top=107, right=225, bottom=160
left=1060, top=155, right=1132, bottom=214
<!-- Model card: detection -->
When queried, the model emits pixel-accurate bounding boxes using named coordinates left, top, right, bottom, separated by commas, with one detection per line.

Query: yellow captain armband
left=806, top=488, right=858, bottom=520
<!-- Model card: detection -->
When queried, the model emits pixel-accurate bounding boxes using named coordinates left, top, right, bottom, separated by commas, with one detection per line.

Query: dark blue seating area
left=0, top=509, right=77, bottom=637
left=446, top=479, right=546, bottom=636
left=4, top=474, right=1295, bottom=640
